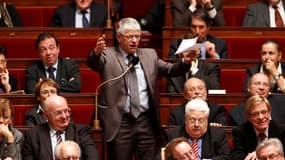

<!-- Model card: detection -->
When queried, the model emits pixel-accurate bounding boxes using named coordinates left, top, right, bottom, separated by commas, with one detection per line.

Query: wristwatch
left=274, top=73, right=281, bottom=81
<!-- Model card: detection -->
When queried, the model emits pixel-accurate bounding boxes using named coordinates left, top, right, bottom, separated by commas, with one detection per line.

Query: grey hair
left=256, top=138, right=284, bottom=158
left=117, top=17, right=141, bottom=34
left=185, top=99, right=209, bottom=117
left=54, top=140, right=81, bottom=160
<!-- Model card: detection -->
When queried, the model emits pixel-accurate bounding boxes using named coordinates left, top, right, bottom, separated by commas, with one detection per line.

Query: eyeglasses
left=51, top=108, right=71, bottom=117
left=121, top=34, right=141, bottom=41
left=258, top=153, right=280, bottom=160
left=0, top=59, right=7, bottom=65
left=248, top=109, right=270, bottom=118
left=186, top=117, right=207, bottom=125
left=39, top=45, right=57, bottom=53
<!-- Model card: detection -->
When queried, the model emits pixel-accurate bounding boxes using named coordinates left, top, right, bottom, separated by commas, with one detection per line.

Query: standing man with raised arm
left=87, top=17, right=193, bottom=160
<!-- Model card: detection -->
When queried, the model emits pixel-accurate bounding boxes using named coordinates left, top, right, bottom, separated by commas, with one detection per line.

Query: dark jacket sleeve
left=7, top=4, right=22, bottom=27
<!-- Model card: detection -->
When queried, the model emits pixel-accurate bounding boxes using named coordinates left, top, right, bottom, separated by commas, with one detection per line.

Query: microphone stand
left=94, top=57, right=139, bottom=129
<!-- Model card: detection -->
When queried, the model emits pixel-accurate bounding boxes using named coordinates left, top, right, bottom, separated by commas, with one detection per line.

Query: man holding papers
left=167, top=9, right=225, bottom=93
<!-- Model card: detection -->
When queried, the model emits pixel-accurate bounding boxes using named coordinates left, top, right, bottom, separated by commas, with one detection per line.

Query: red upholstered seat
left=79, top=70, right=100, bottom=93
left=220, top=69, right=246, bottom=93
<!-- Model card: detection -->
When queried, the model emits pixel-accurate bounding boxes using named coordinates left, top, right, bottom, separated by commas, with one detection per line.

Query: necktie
left=258, top=133, right=266, bottom=142
left=47, top=67, right=55, bottom=80
left=191, top=139, right=199, bottom=160
left=127, top=55, right=141, bottom=118
left=81, top=10, right=90, bottom=27
left=56, top=131, right=63, bottom=144
left=273, top=5, right=284, bottom=27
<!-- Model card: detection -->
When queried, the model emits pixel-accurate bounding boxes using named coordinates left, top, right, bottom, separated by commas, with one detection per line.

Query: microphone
left=94, top=56, right=139, bottom=129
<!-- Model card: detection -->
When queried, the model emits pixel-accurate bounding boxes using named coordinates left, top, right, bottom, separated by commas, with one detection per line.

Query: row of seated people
left=2, top=0, right=283, bottom=28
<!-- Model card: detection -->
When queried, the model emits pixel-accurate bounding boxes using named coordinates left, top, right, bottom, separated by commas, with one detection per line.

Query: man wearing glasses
left=256, top=138, right=285, bottom=160
left=165, top=98, right=230, bottom=159
left=22, top=95, right=98, bottom=160
left=231, top=95, right=285, bottom=160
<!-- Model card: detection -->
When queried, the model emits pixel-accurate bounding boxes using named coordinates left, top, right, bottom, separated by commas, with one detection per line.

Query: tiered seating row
left=163, top=27, right=285, bottom=59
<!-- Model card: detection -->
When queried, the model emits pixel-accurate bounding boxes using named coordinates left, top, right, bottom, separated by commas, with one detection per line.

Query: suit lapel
left=41, top=124, right=54, bottom=159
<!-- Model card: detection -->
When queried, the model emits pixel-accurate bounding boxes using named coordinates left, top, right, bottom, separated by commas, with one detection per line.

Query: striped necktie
left=56, top=131, right=63, bottom=144
left=191, top=139, right=199, bottom=160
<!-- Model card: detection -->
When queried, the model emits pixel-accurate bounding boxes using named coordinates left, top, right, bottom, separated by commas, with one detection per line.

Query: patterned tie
left=127, top=55, right=141, bottom=118
left=56, top=131, right=63, bottom=144
left=191, top=139, right=199, bottom=160
left=273, top=5, right=284, bottom=27
left=81, top=10, right=90, bottom=27
left=47, top=67, right=55, bottom=80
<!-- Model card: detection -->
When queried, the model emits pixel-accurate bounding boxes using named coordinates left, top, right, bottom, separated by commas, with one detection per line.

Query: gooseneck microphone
left=94, top=56, right=140, bottom=129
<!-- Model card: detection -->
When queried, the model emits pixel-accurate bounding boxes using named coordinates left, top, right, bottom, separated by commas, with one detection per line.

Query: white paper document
left=175, top=37, right=203, bottom=55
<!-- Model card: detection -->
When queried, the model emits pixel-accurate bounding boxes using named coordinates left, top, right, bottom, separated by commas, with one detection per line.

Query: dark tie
left=273, top=5, right=284, bottom=27
left=191, top=139, right=199, bottom=160
left=47, top=67, right=55, bottom=80
left=81, top=10, right=90, bottom=27
left=127, top=55, right=141, bottom=118
left=56, top=131, right=63, bottom=144
left=258, top=133, right=266, bottom=142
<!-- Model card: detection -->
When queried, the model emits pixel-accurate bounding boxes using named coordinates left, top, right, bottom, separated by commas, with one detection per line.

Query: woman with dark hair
left=0, top=98, right=23, bottom=160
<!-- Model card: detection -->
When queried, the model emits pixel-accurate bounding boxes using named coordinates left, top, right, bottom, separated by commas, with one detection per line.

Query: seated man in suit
left=25, top=78, right=59, bottom=126
left=169, top=77, right=227, bottom=126
left=167, top=9, right=226, bottom=93
left=256, top=138, right=285, bottom=160
left=231, top=95, right=285, bottom=160
left=243, top=40, right=285, bottom=93
left=171, top=0, right=225, bottom=26
left=230, top=72, right=285, bottom=125
left=243, top=0, right=285, bottom=27
left=25, top=32, right=81, bottom=94
left=0, top=2, right=22, bottom=27
left=22, top=95, right=98, bottom=160
left=164, top=137, right=195, bottom=160
left=55, top=140, right=81, bottom=160
left=50, top=0, right=107, bottom=27
left=0, top=45, right=17, bottom=93
left=169, top=9, right=228, bottom=59
left=166, top=99, right=230, bottom=159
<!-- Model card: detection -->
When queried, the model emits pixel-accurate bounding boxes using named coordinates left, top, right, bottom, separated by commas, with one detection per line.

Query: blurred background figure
left=55, top=140, right=81, bottom=160
left=256, top=138, right=285, bottom=160
left=50, top=0, right=107, bottom=27
left=25, top=78, right=59, bottom=126
left=164, top=137, right=195, bottom=160
left=0, top=2, right=22, bottom=27
left=0, top=98, right=23, bottom=160
left=0, top=45, right=17, bottom=93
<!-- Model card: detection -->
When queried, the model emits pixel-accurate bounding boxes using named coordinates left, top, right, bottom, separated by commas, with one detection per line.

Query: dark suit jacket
left=229, top=95, right=285, bottom=126
left=167, top=60, right=220, bottom=93
left=22, top=123, right=98, bottom=160
left=169, top=35, right=228, bottom=59
left=86, top=47, right=191, bottom=141
left=0, top=74, right=17, bottom=92
left=24, top=105, right=47, bottom=126
left=0, top=3, right=22, bottom=27
left=243, top=0, right=285, bottom=27
left=231, top=120, right=285, bottom=160
left=242, top=63, right=285, bottom=93
left=169, top=102, right=227, bottom=126
left=50, top=2, right=107, bottom=27
left=166, top=125, right=230, bottom=160
left=171, top=0, right=225, bottom=26
left=25, top=57, right=81, bottom=94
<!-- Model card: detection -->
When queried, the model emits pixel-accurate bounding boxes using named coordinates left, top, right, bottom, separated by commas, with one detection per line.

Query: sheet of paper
left=175, top=37, right=202, bottom=55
